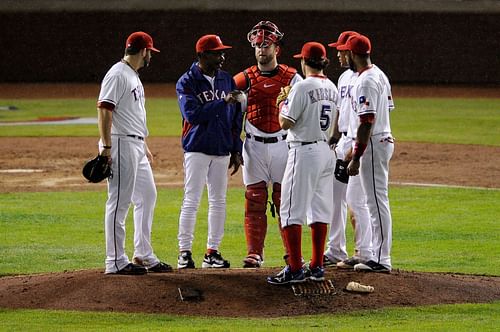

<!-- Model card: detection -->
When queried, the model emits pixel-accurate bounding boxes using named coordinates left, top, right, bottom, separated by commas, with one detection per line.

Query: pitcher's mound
left=0, top=268, right=498, bottom=317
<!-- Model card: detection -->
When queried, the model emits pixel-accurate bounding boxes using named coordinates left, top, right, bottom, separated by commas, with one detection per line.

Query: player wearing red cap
left=176, top=34, right=244, bottom=269
left=267, top=42, right=338, bottom=285
left=324, top=31, right=374, bottom=271
left=339, top=34, right=395, bottom=273
left=98, top=31, right=172, bottom=275
left=233, top=21, right=302, bottom=268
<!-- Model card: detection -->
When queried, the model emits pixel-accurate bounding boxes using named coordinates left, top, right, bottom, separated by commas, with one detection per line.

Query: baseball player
left=98, top=31, right=172, bottom=275
left=176, top=34, right=243, bottom=269
left=267, top=42, right=338, bottom=285
left=233, top=21, right=302, bottom=268
left=324, top=31, right=374, bottom=270
left=339, top=34, right=395, bottom=273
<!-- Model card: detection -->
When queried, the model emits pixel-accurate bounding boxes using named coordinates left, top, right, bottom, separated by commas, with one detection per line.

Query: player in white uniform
left=98, top=32, right=172, bottom=275
left=338, top=34, right=395, bottom=273
left=267, top=42, right=337, bottom=285
left=234, top=21, right=302, bottom=268
left=324, top=31, right=374, bottom=270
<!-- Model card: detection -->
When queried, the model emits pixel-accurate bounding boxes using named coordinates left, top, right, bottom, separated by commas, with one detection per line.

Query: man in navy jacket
left=175, top=34, right=244, bottom=269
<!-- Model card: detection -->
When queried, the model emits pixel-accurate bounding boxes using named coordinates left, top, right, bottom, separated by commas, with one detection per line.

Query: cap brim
left=212, top=45, right=232, bottom=50
left=149, top=47, right=160, bottom=53
left=328, top=42, right=340, bottom=48
left=292, top=53, right=303, bottom=58
left=336, top=44, right=349, bottom=51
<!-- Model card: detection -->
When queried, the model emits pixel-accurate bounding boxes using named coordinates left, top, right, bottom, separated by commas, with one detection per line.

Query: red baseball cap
left=126, top=31, right=160, bottom=52
left=328, top=31, right=360, bottom=48
left=337, top=34, right=371, bottom=54
left=293, top=42, right=327, bottom=60
left=196, top=34, right=232, bottom=53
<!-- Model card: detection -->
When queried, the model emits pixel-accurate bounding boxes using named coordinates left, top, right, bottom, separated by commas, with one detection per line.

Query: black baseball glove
left=82, top=155, right=112, bottom=183
left=334, top=159, right=349, bottom=184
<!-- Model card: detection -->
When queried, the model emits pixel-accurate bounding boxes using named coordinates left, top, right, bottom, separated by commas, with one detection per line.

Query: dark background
left=1, top=10, right=498, bottom=85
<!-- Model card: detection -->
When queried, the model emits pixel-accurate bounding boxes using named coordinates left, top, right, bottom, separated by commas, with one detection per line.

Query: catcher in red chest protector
left=234, top=21, right=303, bottom=268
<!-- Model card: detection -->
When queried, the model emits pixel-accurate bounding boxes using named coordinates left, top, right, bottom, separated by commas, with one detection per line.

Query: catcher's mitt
left=334, top=159, right=349, bottom=184
left=82, top=155, right=112, bottom=183
left=276, top=85, right=291, bottom=108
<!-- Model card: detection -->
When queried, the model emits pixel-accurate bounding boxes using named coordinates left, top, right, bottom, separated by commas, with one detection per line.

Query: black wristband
left=103, top=146, right=112, bottom=149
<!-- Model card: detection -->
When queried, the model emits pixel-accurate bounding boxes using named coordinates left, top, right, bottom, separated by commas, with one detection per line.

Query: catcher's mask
left=247, top=21, right=284, bottom=48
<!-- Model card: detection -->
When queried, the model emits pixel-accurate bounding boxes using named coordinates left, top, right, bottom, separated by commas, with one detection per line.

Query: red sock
left=283, top=224, right=302, bottom=272
left=310, top=222, right=328, bottom=269
left=207, top=249, right=217, bottom=255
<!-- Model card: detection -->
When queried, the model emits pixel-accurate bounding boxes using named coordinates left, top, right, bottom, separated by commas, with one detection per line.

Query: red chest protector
left=243, top=64, right=297, bottom=133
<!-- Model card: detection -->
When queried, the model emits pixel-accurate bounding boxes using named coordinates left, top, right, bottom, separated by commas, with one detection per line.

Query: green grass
left=1, top=98, right=499, bottom=145
left=0, top=98, right=182, bottom=137
left=1, top=186, right=499, bottom=276
left=1, top=302, right=499, bottom=331
left=391, top=98, right=500, bottom=146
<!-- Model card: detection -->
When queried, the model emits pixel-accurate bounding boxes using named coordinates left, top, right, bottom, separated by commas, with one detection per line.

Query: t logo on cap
left=196, top=34, right=232, bottom=53
left=126, top=31, right=160, bottom=52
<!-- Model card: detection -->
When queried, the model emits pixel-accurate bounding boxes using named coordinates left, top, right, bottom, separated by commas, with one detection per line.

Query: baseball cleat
left=354, top=260, right=391, bottom=273
left=177, top=251, right=196, bottom=269
left=267, top=265, right=306, bottom=285
left=148, top=261, right=173, bottom=273
left=323, top=255, right=340, bottom=267
left=113, top=263, right=147, bottom=275
left=305, top=265, right=325, bottom=281
left=243, top=254, right=263, bottom=268
left=336, top=256, right=361, bottom=269
left=202, top=251, right=230, bottom=268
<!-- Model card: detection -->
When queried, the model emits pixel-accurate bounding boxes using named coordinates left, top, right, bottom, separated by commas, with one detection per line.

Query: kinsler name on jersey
left=197, top=89, right=227, bottom=103
left=308, top=87, right=336, bottom=103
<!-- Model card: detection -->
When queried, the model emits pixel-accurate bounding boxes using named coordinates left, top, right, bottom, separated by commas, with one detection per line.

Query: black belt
left=287, top=140, right=326, bottom=149
left=340, top=132, right=347, bottom=136
left=127, top=135, right=144, bottom=141
left=246, top=133, right=287, bottom=144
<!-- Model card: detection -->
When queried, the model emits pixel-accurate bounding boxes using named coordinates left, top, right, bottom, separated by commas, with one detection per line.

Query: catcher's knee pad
left=244, top=181, right=268, bottom=256
left=245, top=181, right=268, bottom=216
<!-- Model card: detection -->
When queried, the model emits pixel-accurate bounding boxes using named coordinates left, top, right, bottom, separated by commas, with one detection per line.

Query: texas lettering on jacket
left=197, top=89, right=228, bottom=103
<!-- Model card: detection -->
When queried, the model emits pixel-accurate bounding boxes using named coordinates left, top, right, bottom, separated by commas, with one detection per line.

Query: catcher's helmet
left=247, top=21, right=284, bottom=48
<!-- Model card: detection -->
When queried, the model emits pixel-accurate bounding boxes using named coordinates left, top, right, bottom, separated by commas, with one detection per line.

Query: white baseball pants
left=104, top=136, right=159, bottom=273
left=360, top=134, right=394, bottom=269
left=178, top=152, right=230, bottom=252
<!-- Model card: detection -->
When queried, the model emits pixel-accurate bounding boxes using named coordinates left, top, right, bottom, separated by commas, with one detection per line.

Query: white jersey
left=98, top=61, right=149, bottom=138
left=350, top=64, right=394, bottom=137
left=337, top=69, right=357, bottom=133
left=281, top=75, right=338, bottom=143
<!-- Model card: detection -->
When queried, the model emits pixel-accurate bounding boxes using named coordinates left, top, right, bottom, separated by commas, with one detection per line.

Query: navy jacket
left=176, top=62, right=243, bottom=156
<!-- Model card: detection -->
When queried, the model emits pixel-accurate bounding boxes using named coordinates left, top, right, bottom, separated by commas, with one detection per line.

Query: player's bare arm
left=347, top=119, right=373, bottom=176
left=97, top=106, right=112, bottom=158
left=145, top=142, right=154, bottom=165
left=278, top=113, right=294, bottom=130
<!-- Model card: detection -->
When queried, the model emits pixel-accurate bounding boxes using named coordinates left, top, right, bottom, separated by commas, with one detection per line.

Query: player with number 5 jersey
left=267, top=42, right=338, bottom=285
